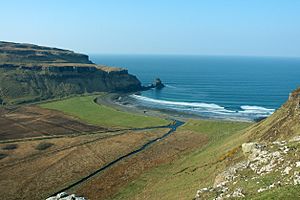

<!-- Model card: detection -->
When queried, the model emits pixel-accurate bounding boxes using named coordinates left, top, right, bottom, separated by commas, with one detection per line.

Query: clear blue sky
left=1, top=0, right=299, bottom=57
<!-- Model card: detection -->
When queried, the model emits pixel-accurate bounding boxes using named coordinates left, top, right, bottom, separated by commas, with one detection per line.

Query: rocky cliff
left=0, top=41, right=142, bottom=104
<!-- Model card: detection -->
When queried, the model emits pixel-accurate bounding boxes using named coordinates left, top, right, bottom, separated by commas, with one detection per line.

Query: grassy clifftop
left=0, top=41, right=92, bottom=64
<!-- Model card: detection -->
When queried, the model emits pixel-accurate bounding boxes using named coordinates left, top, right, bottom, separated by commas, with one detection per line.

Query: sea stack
left=153, top=78, right=165, bottom=89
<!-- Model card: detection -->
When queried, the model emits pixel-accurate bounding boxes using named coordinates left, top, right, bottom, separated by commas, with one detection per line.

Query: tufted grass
left=111, top=119, right=252, bottom=200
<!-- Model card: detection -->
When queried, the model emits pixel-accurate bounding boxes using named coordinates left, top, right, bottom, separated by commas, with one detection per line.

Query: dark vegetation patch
left=0, top=106, right=106, bottom=140
left=2, top=144, right=18, bottom=150
left=0, top=153, right=8, bottom=160
left=35, top=142, right=54, bottom=150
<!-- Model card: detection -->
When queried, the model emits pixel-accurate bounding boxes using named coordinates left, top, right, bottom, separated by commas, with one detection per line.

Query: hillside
left=0, top=41, right=142, bottom=105
left=101, top=88, right=300, bottom=200
left=193, top=87, right=300, bottom=199
left=244, top=87, right=300, bottom=142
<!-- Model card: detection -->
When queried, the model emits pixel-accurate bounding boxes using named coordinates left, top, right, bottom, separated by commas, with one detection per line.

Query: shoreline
left=95, top=93, right=255, bottom=123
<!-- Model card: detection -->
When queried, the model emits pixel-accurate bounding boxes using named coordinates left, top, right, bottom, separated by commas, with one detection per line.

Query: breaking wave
left=130, top=95, right=275, bottom=121
left=165, top=84, right=177, bottom=89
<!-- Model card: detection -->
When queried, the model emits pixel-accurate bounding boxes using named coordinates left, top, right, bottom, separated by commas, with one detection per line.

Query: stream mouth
left=49, top=119, right=184, bottom=197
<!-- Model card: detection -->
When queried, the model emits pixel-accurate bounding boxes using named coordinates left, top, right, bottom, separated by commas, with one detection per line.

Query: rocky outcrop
left=46, top=192, right=86, bottom=200
left=0, top=41, right=143, bottom=104
left=142, top=78, right=165, bottom=90
left=195, top=137, right=300, bottom=199
left=194, top=88, right=300, bottom=199
left=153, top=78, right=165, bottom=89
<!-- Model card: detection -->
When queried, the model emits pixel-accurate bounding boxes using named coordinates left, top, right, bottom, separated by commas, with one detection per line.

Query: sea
left=91, top=55, right=300, bottom=121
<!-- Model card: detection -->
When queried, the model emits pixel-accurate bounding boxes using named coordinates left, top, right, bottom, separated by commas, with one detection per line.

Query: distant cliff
left=0, top=41, right=92, bottom=64
left=0, top=41, right=142, bottom=104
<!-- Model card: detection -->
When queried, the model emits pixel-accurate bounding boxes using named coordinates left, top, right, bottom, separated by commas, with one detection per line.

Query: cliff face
left=0, top=41, right=142, bottom=104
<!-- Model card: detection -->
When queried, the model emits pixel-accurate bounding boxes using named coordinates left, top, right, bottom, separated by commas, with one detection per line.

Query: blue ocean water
left=91, top=55, right=300, bottom=121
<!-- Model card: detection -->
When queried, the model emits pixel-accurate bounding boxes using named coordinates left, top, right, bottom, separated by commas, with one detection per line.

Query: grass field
left=111, top=119, right=252, bottom=200
left=0, top=128, right=168, bottom=200
left=40, top=95, right=170, bottom=128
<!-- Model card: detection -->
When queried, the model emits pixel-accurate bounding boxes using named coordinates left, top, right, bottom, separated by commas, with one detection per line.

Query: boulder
left=47, top=192, right=86, bottom=200
left=46, top=197, right=58, bottom=200
left=232, top=188, right=245, bottom=198
left=294, top=171, right=300, bottom=185
left=289, top=136, right=300, bottom=142
left=57, top=192, right=69, bottom=198
left=283, top=166, right=292, bottom=175
left=242, top=143, right=265, bottom=160
left=61, top=194, right=76, bottom=200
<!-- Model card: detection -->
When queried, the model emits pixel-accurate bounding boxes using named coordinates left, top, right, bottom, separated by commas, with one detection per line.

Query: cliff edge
left=0, top=41, right=142, bottom=104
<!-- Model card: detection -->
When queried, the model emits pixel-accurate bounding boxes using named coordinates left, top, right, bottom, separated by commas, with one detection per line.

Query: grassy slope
left=248, top=185, right=300, bottom=200
left=40, top=95, right=169, bottom=129
left=112, top=119, right=252, bottom=200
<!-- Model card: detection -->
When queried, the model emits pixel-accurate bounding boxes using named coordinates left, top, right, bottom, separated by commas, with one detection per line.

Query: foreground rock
left=194, top=136, right=300, bottom=199
left=194, top=87, right=300, bottom=199
left=46, top=192, right=86, bottom=200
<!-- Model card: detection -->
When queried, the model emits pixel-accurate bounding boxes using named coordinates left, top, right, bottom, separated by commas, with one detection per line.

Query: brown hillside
left=245, top=87, right=300, bottom=141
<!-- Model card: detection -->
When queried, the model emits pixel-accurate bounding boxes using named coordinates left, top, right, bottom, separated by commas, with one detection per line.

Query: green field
left=112, top=119, right=252, bottom=200
left=40, top=95, right=170, bottom=128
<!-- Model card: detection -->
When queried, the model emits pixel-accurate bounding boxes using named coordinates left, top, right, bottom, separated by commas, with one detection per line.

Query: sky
left=1, top=0, right=300, bottom=57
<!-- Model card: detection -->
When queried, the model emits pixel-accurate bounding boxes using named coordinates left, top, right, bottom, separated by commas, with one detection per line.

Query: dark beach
left=95, top=93, right=254, bottom=122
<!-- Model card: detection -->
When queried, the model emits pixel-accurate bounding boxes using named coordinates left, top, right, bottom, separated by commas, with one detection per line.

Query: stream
left=49, top=119, right=184, bottom=197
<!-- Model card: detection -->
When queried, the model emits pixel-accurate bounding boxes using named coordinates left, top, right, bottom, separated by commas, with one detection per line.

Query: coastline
left=95, top=93, right=255, bottom=123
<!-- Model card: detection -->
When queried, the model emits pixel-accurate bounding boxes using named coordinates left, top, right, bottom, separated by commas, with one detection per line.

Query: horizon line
left=88, top=53, right=300, bottom=59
